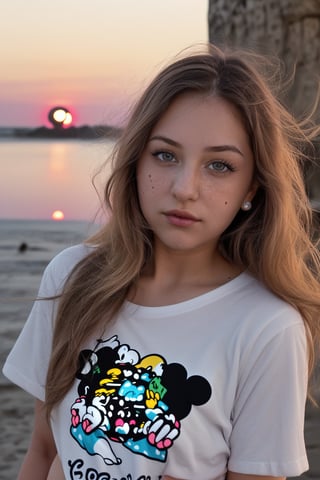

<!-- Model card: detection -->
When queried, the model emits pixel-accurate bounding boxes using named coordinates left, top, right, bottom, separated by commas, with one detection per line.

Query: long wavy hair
left=45, top=44, right=320, bottom=414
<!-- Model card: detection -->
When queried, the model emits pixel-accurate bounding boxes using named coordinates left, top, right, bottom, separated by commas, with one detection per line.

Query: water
left=0, top=138, right=114, bottom=221
left=0, top=217, right=95, bottom=288
left=0, top=218, right=96, bottom=276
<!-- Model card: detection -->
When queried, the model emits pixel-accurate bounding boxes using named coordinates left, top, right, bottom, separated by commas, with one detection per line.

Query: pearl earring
left=242, top=200, right=252, bottom=211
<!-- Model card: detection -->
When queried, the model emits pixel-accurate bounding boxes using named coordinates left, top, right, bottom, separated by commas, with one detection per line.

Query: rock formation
left=208, top=0, right=320, bottom=199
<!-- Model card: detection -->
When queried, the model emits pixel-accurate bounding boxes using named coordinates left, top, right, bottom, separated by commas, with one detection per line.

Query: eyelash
left=152, top=150, right=176, bottom=162
left=151, top=151, right=236, bottom=173
left=208, top=160, right=236, bottom=173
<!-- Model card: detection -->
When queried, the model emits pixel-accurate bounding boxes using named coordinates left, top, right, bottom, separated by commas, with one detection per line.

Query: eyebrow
left=149, top=135, right=244, bottom=157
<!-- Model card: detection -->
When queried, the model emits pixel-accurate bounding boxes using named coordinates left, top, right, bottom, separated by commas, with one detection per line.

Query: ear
left=245, top=180, right=259, bottom=203
left=241, top=181, right=259, bottom=212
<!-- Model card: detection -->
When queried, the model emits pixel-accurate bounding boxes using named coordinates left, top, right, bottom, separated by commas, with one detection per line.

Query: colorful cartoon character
left=70, top=335, right=211, bottom=465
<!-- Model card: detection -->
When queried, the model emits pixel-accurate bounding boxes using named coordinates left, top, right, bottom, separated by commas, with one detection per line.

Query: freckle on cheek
left=148, top=173, right=155, bottom=190
left=225, top=201, right=228, bottom=205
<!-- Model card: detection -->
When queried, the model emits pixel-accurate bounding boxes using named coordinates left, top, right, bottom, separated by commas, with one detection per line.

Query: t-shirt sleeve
left=228, top=318, right=309, bottom=477
left=2, top=244, right=88, bottom=401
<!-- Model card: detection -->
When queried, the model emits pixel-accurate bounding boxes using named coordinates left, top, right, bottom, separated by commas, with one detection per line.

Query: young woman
left=3, top=44, right=320, bottom=480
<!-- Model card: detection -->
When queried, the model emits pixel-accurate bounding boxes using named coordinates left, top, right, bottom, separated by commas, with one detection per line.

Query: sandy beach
left=1, top=219, right=320, bottom=479
left=0, top=219, right=94, bottom=478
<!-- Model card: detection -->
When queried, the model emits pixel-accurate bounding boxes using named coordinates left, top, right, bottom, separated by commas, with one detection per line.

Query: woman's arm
left=47, top=454, right=65, bottom=480
left=17, top=399, right=57, bottom=480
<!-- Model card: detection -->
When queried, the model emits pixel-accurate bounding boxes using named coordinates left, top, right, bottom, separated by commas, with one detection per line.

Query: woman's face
left=136, top=93, right=257, bottom=256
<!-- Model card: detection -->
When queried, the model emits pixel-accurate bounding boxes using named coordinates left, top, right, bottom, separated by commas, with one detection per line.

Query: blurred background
left=0, top=1, right=319, bottom=479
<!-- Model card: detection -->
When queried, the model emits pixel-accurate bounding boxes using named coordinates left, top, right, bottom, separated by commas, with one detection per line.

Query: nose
left=171, top=164, right=200, bottom=202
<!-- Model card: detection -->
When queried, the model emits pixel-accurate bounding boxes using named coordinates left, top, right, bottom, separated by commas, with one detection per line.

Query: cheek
left=137, top=173, right=159, bottom=210
left=138, top=169, right=168, bottom=196
left=221, top=199, right=242, bottom=214
left=137, top=173, right=155, bottom=197
left=148, top=174, right=155, bottom=191
left=223, top=200, right=237, bottom=209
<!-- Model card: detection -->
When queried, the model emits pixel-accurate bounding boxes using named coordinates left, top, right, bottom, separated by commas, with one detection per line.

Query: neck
left=130, top=244, right=242, bottom=306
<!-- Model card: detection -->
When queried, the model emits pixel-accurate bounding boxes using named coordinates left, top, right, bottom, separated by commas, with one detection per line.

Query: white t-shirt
left=3, top=244, right=309, bottom=480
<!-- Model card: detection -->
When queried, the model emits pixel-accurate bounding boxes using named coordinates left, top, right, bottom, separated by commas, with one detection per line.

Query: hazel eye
left=153, top=151, right=175, bottom=162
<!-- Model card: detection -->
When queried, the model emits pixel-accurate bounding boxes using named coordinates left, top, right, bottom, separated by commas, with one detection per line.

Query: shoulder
left=228, top=276, right=308, bottom=411
left=39, top=244, right=95, bottom=296
left=233, top=273, right=306, bottom=353
left=239, top=272, right=302, bottom=325
left=47, top=243, right=94, bottom=272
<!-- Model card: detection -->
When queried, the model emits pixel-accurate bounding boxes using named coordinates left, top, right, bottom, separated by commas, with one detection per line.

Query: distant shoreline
left=0, top=125, right=122, bottom=140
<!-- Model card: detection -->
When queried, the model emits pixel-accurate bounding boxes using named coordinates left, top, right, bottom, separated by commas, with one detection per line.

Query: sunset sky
left=0, top=0, right=208, bottom=128
left=0, top=1, right=208, bottom=221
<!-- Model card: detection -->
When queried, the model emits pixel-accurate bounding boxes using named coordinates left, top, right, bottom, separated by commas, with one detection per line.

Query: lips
left=164, top=209, right=200, bottom=227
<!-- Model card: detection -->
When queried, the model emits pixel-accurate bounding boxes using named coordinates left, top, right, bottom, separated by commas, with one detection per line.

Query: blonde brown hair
left=45, top=44, right=320, bottom=413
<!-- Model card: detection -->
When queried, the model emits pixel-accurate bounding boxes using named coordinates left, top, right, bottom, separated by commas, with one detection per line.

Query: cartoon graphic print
left=70, top=335, right=211, bottom=466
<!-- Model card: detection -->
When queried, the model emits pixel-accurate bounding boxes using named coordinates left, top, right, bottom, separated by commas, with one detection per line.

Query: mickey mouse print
left=70, top=335, right=212, bottom=466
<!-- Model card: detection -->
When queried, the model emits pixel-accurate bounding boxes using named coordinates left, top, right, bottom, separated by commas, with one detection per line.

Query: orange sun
left=51, top=210, right=65, bottom=221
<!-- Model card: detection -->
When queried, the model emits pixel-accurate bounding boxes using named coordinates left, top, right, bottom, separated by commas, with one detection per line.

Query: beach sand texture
left=1, top=220, right=319, bottom=479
